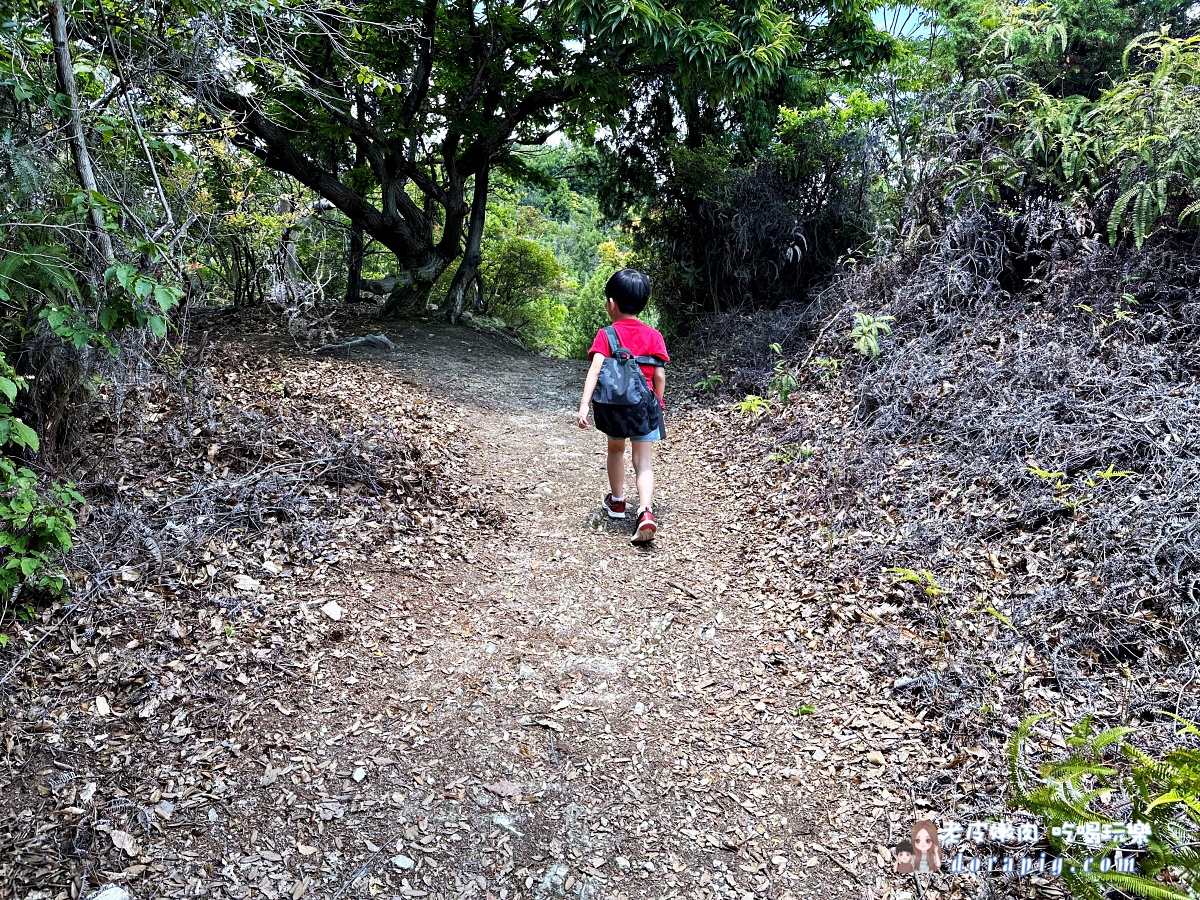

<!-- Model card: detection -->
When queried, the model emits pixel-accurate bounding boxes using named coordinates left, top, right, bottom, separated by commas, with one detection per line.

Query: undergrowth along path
left=1, top=322, right=931, bottom=900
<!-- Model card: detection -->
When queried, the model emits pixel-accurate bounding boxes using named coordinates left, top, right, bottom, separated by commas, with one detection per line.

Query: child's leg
left=606, top=437, right=627, bottom=498
left=631, top=439, right=654, bottom=510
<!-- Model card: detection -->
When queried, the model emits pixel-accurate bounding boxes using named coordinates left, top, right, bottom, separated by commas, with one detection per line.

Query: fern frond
left=1109, top=185, right=1142, bottom=244
left=1094, top=726, right=1137, bottom=751
left=1092, top=871, right=1192, bottom=900
left=1009, top=713, right=1052, bottom=805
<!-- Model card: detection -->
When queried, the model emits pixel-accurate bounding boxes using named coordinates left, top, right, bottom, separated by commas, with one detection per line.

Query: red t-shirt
left=588, top=318, right=670, bottom=407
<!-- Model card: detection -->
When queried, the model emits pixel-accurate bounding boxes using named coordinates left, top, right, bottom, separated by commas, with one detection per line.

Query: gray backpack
left=591, top=326, right=665, bottom=439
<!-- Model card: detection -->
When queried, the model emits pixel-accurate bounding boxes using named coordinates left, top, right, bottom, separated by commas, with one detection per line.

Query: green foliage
left=497, top=146, right=619, bottom=285
left=0, top=353, right=82, bottom=626
left=1083, top=464, right=1136, bottom=487
left=813, top=356, right=842, bottom=381
left=849, top=312, right=895, bottom=357
left=767, top=442, right=816, bottom=464
left=1027, top=462, right=1136, bottom=513
left=478, top=163, right=629, bottom=355
left=1077, top=294, right=1139, bottom=329
left=767, top=342, right=799, bottom=403
left=927, top=0, right=1176, bottom=97
left=936, top=29, right=1200, bottom=249
left=103, top=263, right=181, bottom=342
left=734, top=394, right=773, bottom=418
left=0, top=243, right=82, bottom=320
left=92, top=0, right=894, bottom=315
left=694, top=373, right=725, bottom=393
left=563, top=0, right=894, bottom=96
left=561, top=242, right=635, bottom=360
left=887, top=567, right=944, bottom=596
left=479, top=236, right=563, bottom=343
left=563, top=264, right=616, bottom=360
left=0, top=459, right=81, bottom=602
left=1009, top=714, right=1200, bottom=899
left=619, top=87, right=886, bottom=321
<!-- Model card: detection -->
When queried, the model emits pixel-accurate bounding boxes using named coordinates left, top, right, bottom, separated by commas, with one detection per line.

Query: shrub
left=480, top=237, right=562, bottom=318
left=630, top=93, right=884, bottom=324
left=563, top=266, right=613, bottom=359
left=929, top=30, right=1200, bottom=249
left=1009, top=714, right=1200, bottom=900
left=562, top=244, right=630, bottom=359
left=0, top=354, right=83, bottom=640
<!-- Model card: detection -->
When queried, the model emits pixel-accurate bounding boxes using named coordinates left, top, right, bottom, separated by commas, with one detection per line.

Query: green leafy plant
left=849, top=312, right=895, bottom=358
left=888, top=566, right=944, bottom=596
left=1009, top=714, right=1200, bottom=899
left=1028, top=465, right=1071, bottom=491
left=103, top=263, right=182, bottom=343
left=694, top=373, right=725, bottom=393
left=937, top=29, right=1200, bottom=250
left=734, top=394, right=773, bottom=418
left=0, top=354, right=83, bottom=645
left=768, top=442, right=817, bottom=464
left=1083, top=464, right=1137, bottom=488
left=1027, top=463, right=1134, bottom=512
left=1028, top=464, right=1087, bottom=509
left=1077, top=295, right=1139, bottom=329
left=984, top=606, right=1017, bottom=630
left=768, top=342, right=799, bottom=403
left=813, top=356, right=841, bottom=381
left=0, top=462, right=82, bottom=602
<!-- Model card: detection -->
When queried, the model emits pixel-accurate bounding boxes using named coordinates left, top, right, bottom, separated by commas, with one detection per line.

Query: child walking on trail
left=576, top=269, right=669, bottom=544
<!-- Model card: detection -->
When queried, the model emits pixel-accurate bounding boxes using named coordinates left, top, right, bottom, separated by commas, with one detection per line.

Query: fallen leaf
left=233, top=573, right=261, bottom=592
left=111, top=829, right=138, bottom=857
left=485, top=780, right=522, bottom=799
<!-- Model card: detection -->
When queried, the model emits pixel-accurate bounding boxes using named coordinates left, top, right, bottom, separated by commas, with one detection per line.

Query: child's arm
left=652, top=366, right=666, bottom=403
left=577, top=353, right=606, bottom=428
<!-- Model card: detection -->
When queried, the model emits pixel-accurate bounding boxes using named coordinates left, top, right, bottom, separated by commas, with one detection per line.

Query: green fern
left=946, top=29, right=1200, bottom=248
left=1009, top=714, right=1200, bottom=900
left=0, top=242, right=83, bottom=310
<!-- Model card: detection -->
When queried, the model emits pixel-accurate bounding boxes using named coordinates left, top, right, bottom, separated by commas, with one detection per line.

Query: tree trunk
left=345, top=142, right=365, bottom=304
left=47, top=0, right=114, bottom=269
left=345, top=222, right=365, bottom=304
left=381, top=278, right=436, bottom=318
left=470, top=271, right=485, bottom=314
left=443, top=169, right=490, bottom=324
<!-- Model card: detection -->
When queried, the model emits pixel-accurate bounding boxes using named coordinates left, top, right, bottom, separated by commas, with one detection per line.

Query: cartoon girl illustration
left=911, top=820, right=941, bottom=873
left=893, top=840, right=916, bottom=874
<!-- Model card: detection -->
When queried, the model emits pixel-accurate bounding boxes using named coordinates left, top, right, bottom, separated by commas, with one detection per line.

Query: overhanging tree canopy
left=98, top=0, right=892, bottom=320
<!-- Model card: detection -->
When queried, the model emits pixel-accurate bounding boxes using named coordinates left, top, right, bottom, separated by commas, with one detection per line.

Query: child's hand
left=576, top=407, right=589, bottom=429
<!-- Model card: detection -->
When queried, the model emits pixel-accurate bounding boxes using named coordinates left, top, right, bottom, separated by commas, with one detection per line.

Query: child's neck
left=610, top=312, right=639, bottom=322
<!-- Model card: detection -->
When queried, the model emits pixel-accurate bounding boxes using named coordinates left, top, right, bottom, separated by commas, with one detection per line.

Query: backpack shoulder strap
left=604, top=325, right=664, bottom=365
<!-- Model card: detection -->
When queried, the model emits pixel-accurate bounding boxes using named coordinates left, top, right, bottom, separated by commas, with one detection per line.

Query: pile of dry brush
left=0, top=321, right=495, bottom=895
left=702, top=205, right=1200, bottom=813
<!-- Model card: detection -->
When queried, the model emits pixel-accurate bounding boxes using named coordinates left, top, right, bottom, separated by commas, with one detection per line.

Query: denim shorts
left=631, top=422, right=665, bottom=442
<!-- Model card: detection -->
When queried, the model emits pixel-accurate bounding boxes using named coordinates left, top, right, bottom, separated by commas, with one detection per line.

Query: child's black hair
left=605, top=268, right=652, bottom=315
left=895, top=841, right=914, bottom=855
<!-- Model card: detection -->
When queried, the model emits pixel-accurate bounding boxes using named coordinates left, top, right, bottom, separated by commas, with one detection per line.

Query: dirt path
left=260, top=324, right=906, bottom=900
left=4, top=324, right=922, bottom=900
